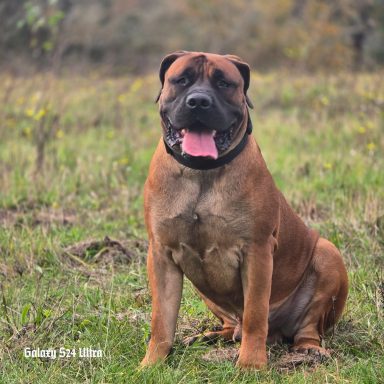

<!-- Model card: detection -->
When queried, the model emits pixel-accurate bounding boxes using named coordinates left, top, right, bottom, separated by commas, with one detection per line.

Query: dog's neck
left=163, top=112, right=253, bottom=171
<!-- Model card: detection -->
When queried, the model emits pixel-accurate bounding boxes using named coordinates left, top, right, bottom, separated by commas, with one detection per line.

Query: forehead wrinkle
left=165, top=54, right=207, bottom=80
left=192, top=54, right=207, bottom=80
left=207, top=60, right=241, bottom=84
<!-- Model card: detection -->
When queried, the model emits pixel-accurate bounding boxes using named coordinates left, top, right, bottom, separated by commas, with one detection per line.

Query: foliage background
left=1, top=0, right=384, bottom=73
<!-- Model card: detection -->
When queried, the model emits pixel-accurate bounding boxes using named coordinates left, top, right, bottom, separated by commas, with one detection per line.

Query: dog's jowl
left=141, top=51, right=348, bottom=369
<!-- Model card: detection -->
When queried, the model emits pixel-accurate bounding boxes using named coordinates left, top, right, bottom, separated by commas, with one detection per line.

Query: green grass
left=0, top=71, right=383, bottom=383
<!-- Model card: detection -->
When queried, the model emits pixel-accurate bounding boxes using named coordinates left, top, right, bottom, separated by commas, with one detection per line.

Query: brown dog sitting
left=141, top=51, right=348, bottom=369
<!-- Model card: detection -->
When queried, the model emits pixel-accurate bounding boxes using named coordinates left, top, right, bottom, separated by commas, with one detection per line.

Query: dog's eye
left=176, top=77, right=189, bottom=86
left=217, top=79, right=231, bottom=88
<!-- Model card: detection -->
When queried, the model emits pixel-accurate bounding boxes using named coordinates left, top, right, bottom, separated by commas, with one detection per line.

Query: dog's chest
left=152, top=172, right=253, bottom=294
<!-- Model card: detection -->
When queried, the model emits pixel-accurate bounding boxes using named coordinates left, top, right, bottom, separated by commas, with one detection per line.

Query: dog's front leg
left=141, top=242, right=183, bottom=367
left=237, top=238, right=274, bottom=369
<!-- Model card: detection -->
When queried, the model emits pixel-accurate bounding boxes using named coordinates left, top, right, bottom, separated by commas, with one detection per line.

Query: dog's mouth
left=165, top=117, right=236, bottom=159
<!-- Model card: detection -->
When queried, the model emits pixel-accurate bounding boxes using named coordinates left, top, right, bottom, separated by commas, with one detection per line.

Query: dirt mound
left=273, top=350, right=330, bottom=371
left=201, top=344, right=329, bottom=371
left=63, top=236, right=147, bottom=269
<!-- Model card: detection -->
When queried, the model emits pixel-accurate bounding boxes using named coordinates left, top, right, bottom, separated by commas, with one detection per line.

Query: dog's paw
left=183, top=329, right=230, bottom=346
left=236, top=352, right=267, bottom=370
left=290, top=344, right=330, bottom=359
left=182, top=335, right=200, bottom=346
left=139, top=353, right=168, bottom=369
left=139, top=357, right=152, bottom=369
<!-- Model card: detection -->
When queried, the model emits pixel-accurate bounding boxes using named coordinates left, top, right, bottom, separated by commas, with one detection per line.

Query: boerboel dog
left=141, top=51, right=348, bottom=369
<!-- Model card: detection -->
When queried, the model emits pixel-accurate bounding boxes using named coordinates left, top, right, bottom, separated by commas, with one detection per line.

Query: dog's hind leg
left=291, top=238, right=348, bottom=356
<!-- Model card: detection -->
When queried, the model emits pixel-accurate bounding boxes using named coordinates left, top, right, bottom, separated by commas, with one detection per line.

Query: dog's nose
left=186, top=93, right=212, bottom=109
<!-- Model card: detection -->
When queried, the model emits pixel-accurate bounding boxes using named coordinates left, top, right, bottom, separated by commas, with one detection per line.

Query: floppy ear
left=224, top=55, right=253, bottom=109
left=155, top=51, right=188, bottom=103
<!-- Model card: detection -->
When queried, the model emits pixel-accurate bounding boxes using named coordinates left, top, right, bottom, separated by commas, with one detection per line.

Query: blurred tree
left=346, top=0, right=376, bottom=70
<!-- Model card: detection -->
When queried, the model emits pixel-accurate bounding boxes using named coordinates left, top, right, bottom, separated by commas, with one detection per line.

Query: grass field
left=0, top=71, right=383, bottom=383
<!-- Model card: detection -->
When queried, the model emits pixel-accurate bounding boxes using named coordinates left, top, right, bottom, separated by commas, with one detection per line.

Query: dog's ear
left=224, top=55, right=253, bottom=109
left=155, top=51, right=188, bottom=103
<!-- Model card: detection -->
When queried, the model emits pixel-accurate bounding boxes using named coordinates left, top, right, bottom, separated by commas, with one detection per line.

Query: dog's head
left=157, top=51, right=253, bottom=159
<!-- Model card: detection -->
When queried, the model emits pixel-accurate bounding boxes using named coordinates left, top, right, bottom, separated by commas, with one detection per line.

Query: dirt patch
left=273, top=351, right=330, bottom=371
left=0, top=208, right=76, bottom=227
left=198, top=340, right=329, bottom=371
left=0, top=209, right=15, bottom=225
left=62, top=236, right=148, bottom=269
left=0, top=262, right=25, bottom=279
left=32, top=210, right=76, bottom=227
left=201, top=346, right=239, bottom=363
left=202, top=346, right=328, bottom=370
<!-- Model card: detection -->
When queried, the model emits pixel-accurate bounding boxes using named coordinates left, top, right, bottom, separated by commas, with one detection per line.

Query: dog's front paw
left=140, top=353, right=166, bottom=368
left=140, top=353, right=160, bottom=368
left=140, top=341, right=172, bottom=368
left=236, top=350, right=267, bottom=370
left=139, top=356, right=151, bottom=368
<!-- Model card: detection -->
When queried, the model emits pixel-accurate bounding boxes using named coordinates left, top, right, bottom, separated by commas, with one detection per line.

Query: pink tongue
left=181, top=130, right=218, bottom=159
